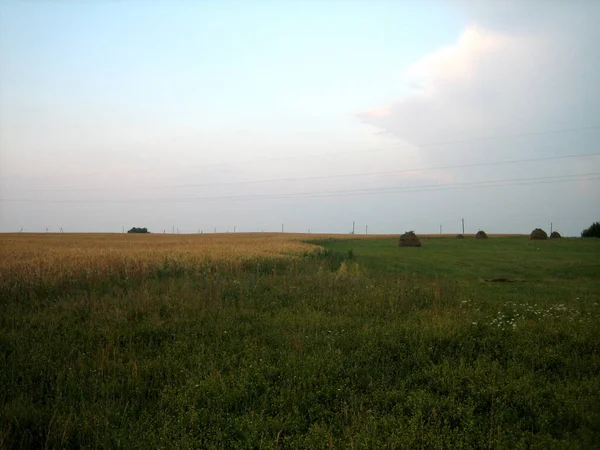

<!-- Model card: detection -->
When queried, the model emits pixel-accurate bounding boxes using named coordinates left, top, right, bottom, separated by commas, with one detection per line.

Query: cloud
left=357, top=4, right=600, bottom=162
left=361, top=106, right=393, bottom=118
left=402, top=26, right=509, bottom=97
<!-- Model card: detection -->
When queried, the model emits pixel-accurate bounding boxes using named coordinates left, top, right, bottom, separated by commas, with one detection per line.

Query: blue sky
left=1, top=0, right=599, bottom=235
left=2, top=1, right=462, bottom=129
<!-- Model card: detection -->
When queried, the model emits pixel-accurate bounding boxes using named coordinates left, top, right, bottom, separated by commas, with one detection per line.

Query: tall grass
left=1, top=234, right=599, bottom=448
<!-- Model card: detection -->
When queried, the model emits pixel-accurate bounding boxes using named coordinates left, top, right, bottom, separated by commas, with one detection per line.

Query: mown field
left=1, top=233, right=599, bottom=449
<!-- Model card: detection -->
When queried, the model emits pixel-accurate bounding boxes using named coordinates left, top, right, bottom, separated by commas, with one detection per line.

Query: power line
left=174, top=124, right=600, bottom=168
left=2, top=124, right=599, bottom=185
left=8, top=151, right=600, bottom=193
left=125, top=151, right=600, bottom=189
left=177, top=173, right=597, bottom=201
left=2, top=172, right=598, bottom=204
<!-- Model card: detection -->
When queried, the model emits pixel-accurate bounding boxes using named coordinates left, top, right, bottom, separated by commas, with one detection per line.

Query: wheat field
left=0, top=233, right=317, bottom=287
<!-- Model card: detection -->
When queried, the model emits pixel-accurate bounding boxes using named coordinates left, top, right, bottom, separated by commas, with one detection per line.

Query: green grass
left=313, top=236, right=600, bottom=280
left=1, top=237, right=600, bottom=448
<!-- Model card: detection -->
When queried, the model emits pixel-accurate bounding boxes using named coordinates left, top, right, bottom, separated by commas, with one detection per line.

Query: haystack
left=550, top=231, right=562, bottom=239
left=398, top=231, right=422, bottom=247
left=475, top=230, right=488, bottom=239
left=456, top=234, right=465, bottom=239
left=530, top=228, right=548, bottom=240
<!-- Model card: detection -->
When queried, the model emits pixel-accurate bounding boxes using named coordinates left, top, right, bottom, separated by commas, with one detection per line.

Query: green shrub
left=128, top=227, right=149, bottom=234
left=581, top=222, right=600, bottom=238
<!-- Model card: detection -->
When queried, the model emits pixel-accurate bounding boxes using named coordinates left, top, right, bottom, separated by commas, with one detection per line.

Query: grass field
left=1, top=233, right=599, bottom=448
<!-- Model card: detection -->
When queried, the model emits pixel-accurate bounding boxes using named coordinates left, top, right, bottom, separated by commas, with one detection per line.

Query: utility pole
left=172, top=226, right=175, bottom=235
left=46, top=228, right=48, bottom=233
left=122, top=226, right=124, bottom=234
left=366, top=225, right=368, bottom=235
left=551, top=222, right=553, bottom=234
left=462, top=218, right=465, bottom=235
left=234, top=226, right=236, bottom=233
left=352, top=221, right=355, bottom=235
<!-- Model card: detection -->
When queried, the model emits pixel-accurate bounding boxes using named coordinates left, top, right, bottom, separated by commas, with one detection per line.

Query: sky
left=1, top=0, right=599, bottom=236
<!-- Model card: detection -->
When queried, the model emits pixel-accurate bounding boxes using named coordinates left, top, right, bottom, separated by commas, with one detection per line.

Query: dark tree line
left=581, top=222, right=600, bottom=238
left=127, top=227, right=149, bottom=234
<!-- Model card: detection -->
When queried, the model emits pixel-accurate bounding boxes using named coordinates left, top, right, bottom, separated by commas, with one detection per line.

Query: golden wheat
left=0, top=233, right=309, bottom=286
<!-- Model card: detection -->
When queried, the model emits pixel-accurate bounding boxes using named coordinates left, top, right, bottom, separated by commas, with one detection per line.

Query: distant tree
left=581, top=222, right=600, bottom=238
left=127, top=227, right=149, bottom=234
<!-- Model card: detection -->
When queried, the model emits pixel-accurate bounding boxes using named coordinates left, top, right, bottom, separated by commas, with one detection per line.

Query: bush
left=128, top=227, right=149, bottom=234
left=581, top=222, right=600, bottom=238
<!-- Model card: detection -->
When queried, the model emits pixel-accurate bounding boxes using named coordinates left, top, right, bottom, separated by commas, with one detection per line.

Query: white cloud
left=358, top=25, right=553, bottom=148
left=358, top=4, right=600, bottom=162
left=403, top=25, right=509, bottom=97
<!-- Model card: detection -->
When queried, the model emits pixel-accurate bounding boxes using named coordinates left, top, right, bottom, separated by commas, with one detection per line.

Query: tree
left=127, top=227, right=149, bottom=234
left=581, top=222, right=600, bottom=238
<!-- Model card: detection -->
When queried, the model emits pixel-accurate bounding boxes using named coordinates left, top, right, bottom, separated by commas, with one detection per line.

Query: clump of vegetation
left=550, top=231, right=562, bottom=239
left=128, top=227, right=150, bottom=233
left=530, top=228, right=548, bottom=240
left=581, top=221, right=600, bottom=238
left=456, top=234, right=465, bottom=239
left=336, top=259, right=360, bottom=279
left=475, top=230, right=488, bottom=239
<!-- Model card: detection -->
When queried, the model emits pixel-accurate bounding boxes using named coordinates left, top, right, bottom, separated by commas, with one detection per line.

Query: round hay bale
left=530, top=228, right=548, bottom=240
left=475, top=230, right=488, bottom=239
left=456, top=234, right=465, bottom=239
left=398, top=231, right=422, bottom=247
left=550, top=231, right=562, bottom=239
